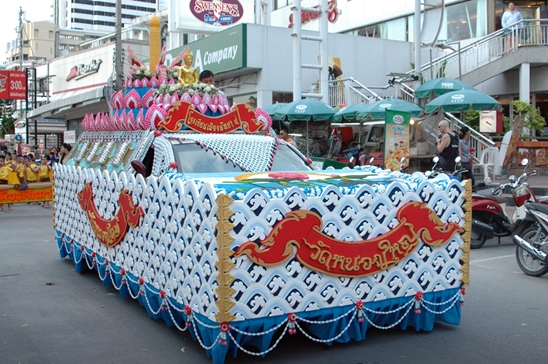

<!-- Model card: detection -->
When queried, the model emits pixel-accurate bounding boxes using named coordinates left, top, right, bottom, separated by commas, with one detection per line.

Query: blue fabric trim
left=56, top=231, right=462, bottom=364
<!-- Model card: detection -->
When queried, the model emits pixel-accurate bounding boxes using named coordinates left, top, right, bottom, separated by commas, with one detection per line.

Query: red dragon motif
left=77, top=183, right=144, bottom=247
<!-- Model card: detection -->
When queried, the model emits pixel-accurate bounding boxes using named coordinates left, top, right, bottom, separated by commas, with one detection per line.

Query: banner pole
left=25, top=68, right=29, bottom=146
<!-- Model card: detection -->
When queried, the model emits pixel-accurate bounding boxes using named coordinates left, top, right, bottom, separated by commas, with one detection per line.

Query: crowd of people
left=0, top=143, right=72, bottom=212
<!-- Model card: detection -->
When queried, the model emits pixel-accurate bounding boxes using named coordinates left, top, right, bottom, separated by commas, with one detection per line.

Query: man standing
left=502, top=2, right=523, bottom=53
left=280, top=128, right=297, bottom=147
left=199, top=70, right=215, bottom=85
left=199, top=70, right=227, bottom=100
left=436, top=120, right=461, bottom=172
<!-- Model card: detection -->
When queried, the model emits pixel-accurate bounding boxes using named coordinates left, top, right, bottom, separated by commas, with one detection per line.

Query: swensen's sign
left=288, top=0, right=341, bottom=28
left=190, top=0, right=245, bottom=27
left=66, top=59, right=103, bottom=81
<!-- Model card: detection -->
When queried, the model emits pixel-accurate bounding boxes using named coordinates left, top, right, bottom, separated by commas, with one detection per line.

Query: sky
left=1, top=1, right=54, bottom=51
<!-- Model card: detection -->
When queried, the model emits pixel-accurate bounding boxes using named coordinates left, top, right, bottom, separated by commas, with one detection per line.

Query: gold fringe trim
left=52, top=181, right=56, bottom=229
left=214, top=194, right=236, bottom=323
left=460, top=179, right=472, bottom=286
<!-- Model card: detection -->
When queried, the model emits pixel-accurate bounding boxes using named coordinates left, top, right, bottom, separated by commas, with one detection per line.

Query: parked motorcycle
left=513, top=201, right=548, bottom=276
left=471, top=159, right=539, bottom=249
left=425, top=156, right=466, bottom=180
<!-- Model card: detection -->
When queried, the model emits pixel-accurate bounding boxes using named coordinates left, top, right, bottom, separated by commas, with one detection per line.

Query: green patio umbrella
left=356, top=98, right=423, bottom=120
left=262, top=103, right=287, bottom=117
left=273, top=99, right=336, bottom=122
left=415, top=77, right=476, bottom=99
left=425, top=90, right=502, bottom=114
left=330, top=103, right=371, bottom=122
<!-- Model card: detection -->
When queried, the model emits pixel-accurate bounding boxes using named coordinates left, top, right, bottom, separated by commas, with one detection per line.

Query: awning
left=28, top=85, right=106, bottom=120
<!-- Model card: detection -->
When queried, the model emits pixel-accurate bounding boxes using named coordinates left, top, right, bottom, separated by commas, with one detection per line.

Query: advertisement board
left=502, top=115, right=524, bottom=171
left=48, top=45, right=113, bottom=94
left=0, top=70, right=27, bottom=100
left=170, top=0, right=255, bottom=34
left=480, top=110, right=502, bottom=133
left=165, top=24, right=246, bottom=75
left=384, top=109, right=411, bottom=171
left=64, top=130, right=76, bottom=144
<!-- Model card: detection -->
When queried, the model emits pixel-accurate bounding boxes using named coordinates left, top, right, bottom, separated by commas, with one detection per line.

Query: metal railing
left=325, top=77, right=384, bottom=107
left=411, top=19, right=548, bottom=83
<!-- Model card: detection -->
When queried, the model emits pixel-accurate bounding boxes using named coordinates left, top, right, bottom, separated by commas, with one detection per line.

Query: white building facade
left=57, top=0, right=157, bottom=32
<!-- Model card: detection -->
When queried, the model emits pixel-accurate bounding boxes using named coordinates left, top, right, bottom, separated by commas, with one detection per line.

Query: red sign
left=159, top=101, right=264, bottom=134
left=0, top=70, right=27, bottom=100
left=235, top=201, right=463, bottom=277
left=190, top=0, right=245, bottom=27
left=288, top=0, right=340, bottom=28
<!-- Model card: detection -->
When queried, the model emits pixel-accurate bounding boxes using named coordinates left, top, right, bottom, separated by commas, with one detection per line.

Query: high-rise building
left=56, top=0, right=158, bottom=32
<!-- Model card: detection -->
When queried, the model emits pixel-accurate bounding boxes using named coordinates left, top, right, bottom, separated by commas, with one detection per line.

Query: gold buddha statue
left=177, top=49, right=199, bottom=85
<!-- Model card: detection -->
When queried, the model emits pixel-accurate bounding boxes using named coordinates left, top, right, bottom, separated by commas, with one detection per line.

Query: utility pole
left=19, top=6, right=23, bottom=69
left=115, top=0, right=123, bottom=90
left=19, top=6, right=29, bottom=144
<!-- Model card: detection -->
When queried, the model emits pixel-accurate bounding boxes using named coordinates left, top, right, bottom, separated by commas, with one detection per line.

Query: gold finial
left=149, top=14, right=161, bottom=74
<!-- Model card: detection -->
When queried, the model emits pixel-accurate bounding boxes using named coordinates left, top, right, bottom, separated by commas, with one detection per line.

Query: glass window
left=173, top=142, right=243, bottom=173
left=379, top=17, right=407, bottom=41
left=231, top=94, right=257, bottom=109
left=443, top=0, right=487, bottom=43
left=172, top=139, right=311, bottom=173
left=272, top=92, right=293, bottom=104
left=275, top=0, right=294, bottom=10
left=271, top=143, right=312, bottom=171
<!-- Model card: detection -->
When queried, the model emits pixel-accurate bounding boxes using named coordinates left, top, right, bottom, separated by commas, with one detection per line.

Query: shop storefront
left=29, top=41, right=149, bottom=143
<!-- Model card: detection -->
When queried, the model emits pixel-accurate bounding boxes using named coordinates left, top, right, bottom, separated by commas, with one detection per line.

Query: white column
left=519, top=62, right=530, bottom=103
left=320, top=0, right=328, bottom=104
left=292, top=0, right=302, bottom=101
left=414, top=0, right=421, bottom=94
left=256, top=90, right=273, bottom=109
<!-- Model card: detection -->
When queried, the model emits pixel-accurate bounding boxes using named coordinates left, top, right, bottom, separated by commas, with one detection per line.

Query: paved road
left=1, top=205, right=548, bottom=364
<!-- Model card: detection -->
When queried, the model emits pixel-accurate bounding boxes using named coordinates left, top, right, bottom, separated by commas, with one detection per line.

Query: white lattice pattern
left=54, top=165, right=221, bottom=320
left=228, top=179, right=466, bottom=321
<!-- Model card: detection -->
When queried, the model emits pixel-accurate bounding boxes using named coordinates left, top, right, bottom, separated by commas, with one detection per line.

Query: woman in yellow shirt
left=23, top=156, right=39, bottom=183
left=39, top=157, right=52, bottom=182
left=0, top=155, right=14, bottom=211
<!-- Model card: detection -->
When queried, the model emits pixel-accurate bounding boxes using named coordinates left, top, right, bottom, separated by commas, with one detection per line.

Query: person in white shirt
left=502, top=2, right=524, bottom=53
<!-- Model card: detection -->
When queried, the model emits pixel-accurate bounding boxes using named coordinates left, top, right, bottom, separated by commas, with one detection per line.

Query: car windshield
left=172, top=140, right=312, bottom=173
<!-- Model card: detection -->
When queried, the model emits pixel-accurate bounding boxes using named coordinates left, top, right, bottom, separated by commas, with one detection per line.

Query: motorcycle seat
left=525, top=201, right=548, bottom=215
left=472, top=194, right=508, bottom=204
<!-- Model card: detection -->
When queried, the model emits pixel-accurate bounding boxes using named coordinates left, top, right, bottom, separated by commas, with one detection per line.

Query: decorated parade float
left=53, top=16, right=471, bottom=364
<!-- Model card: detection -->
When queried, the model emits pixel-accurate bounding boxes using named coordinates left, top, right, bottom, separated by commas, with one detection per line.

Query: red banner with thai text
left=158, top=101, right=264, bottom=134
left=234, top=201, right=463, bottom=277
